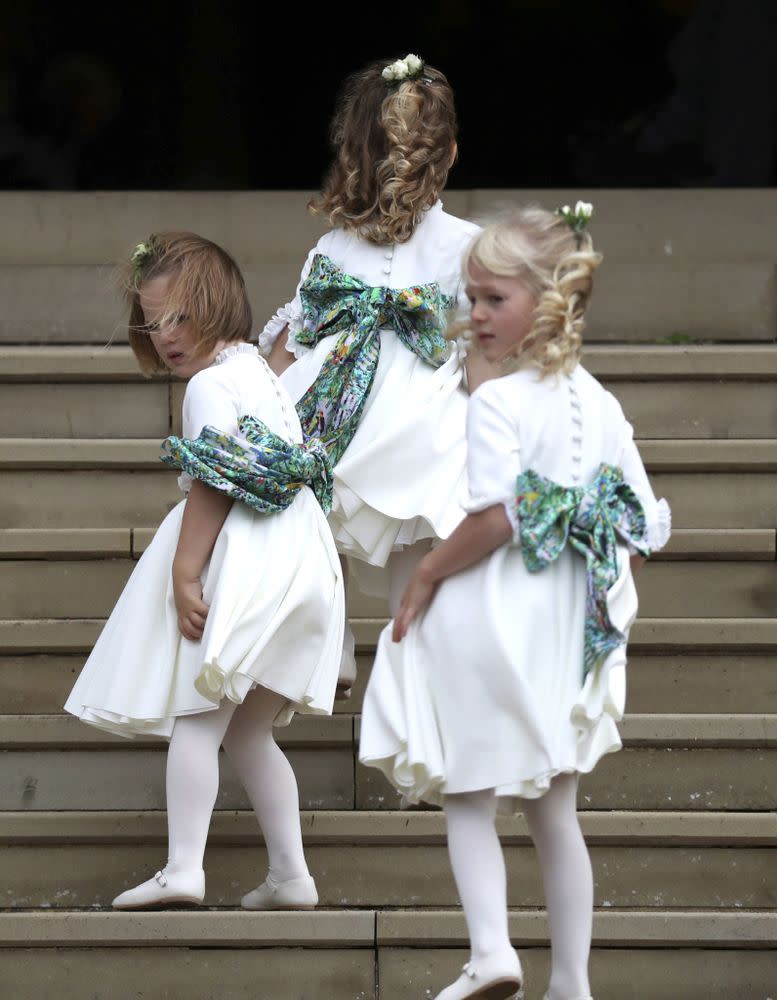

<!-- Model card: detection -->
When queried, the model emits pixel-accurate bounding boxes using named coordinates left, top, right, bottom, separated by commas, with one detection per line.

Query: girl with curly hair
left=360, top=205, right=671, bottom=1000
left=260, top=54, right=484, bottom=696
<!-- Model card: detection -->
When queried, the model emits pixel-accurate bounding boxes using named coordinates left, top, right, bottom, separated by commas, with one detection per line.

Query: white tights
left=165, top=685, right=309, bottom=884
left=444, top=774, right=593, bottom=1000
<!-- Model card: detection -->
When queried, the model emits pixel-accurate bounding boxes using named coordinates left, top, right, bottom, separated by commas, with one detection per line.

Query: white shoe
left=543, top=994, right=594, bottom=1000
left=112, top=868, right=205, bottom=910
left=240, top=874, right=318, bottom=910
left=435, top=948, right=523, bottom=999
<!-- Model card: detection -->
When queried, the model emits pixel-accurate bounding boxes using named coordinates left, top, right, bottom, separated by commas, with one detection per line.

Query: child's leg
left=444, top=788, right=512, bottom=960
left=165, top=698, right=239, bottom=873
left=221, top=685, right=309, bottom=884
left=521, top=773, right=593, bottom=1000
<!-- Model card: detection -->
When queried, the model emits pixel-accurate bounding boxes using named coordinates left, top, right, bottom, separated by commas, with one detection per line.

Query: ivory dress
left=259, top=200, right=480, bottom=595
left=64, top=344, right=344, bottom=737
left=359, top=363, right=671, bottom=810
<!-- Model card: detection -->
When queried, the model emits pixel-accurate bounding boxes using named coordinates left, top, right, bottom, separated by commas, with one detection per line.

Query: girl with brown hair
left=260, top=54, right=483, bottom=694
left=65, top=232, right=344, bottom=912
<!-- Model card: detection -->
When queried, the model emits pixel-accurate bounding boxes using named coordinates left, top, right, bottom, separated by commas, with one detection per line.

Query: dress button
left=383, top=267, right=391, bottom=276
left=384, top=250, right=394, bottom=260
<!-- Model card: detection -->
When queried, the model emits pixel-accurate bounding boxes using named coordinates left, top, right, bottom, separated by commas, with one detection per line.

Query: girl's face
left=466, top=260, right=536, bottom=365
left=140, top=273, right=226, bottom=379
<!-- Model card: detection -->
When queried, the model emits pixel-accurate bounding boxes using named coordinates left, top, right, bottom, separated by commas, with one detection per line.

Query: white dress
left=359, top=364, right=671, bottom=810
left=64, top=344, right=344, bottom=737
left=259, top=200, right=480, bottom=596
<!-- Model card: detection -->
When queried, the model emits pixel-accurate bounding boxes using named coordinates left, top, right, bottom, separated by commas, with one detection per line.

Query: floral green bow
left=160, top=415, right=333, bottom=514
left=514, top=463, right=650, bottom=680
left=295, top=253, right=454, bottom=466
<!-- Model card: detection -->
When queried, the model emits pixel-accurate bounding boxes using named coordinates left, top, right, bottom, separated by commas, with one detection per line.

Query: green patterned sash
left=514, top=463, right=651, bottom=680
left=294, top=253, right=454, bottom=465
left=160, top=416, right=333, bottom=514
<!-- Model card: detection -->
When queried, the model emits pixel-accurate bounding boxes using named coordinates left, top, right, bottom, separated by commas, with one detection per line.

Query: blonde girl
left=360, top=205, right=671, bottom=1000
left=66, top=232, right=343, bottom=911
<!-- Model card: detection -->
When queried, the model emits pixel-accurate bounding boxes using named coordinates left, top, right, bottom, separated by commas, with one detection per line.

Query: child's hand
left=392, top=570, right=438, bottom=643
left=173, top=574, right=210, bottom=641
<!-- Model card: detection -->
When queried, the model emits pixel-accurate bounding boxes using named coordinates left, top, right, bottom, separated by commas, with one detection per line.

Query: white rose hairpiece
left=382, top=53, right=432, bottom=85
left=556, top=200, right=594, bottom=234
left=130, top=236, right=156, bottom=275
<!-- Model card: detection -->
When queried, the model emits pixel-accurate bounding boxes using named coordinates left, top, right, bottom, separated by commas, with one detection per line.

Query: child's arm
left=267, top=325, right=296, bottom=376
left=172, top=481, right=233, bottom=640
left=171, top=370, right=241, bottom=640
left=393, top=504, right=512, bottom=641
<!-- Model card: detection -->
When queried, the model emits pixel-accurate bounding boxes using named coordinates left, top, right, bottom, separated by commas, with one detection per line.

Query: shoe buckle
left=462, top=962, right=476, bottom=979
left=154, top=871, right=168, bottom=888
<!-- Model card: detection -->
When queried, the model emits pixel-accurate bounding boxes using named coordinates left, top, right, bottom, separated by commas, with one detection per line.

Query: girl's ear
left=448, top=141, right=458, bottom=168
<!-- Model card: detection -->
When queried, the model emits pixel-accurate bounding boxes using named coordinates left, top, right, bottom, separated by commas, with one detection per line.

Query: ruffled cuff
left=257, top=302, right=302, bottom=357
left=463, top=494, right=520, bottom=544
left=646, top=498, right=672, bottom=553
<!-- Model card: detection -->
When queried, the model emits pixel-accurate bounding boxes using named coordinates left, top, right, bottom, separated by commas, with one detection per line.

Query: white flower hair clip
left=130, top=237, right=156, bottom=275
left=382, top=53, right=430, bottom=85
left=556, top=200, right=594, bottom=234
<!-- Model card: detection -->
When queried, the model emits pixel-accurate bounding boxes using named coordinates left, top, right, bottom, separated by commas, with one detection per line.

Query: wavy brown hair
left=309, top=58, right=458, bottom=245
left=460, top=206, right=602, bottom=377
left=120, top=231, right=252, bottom=375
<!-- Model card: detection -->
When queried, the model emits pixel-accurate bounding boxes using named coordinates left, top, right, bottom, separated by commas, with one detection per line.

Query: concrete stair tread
left=0, top=909, right=374, bottom=946
left=4, top=713, right=777, bottom=749
left=378, top=909, right=777, bottom=947
left=0, top=713, right=352, bottom=748
left=2, top=437, right=775, bottom=470
left=2, top=809, right=775, bottom=845
left=1, top=527, right=772, bottom=561
left=2, top=617, right=776, bottom=653
left=4, top=343, right=777, bottom=380
left=0, top=909, right=773, bottom=948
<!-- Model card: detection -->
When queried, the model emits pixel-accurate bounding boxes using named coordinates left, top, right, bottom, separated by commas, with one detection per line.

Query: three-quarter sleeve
left=463, top=383, right=522, bottom=540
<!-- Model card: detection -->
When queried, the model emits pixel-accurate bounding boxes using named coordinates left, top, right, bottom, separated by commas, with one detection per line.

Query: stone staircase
left=0, top=191, right=775, bottom=999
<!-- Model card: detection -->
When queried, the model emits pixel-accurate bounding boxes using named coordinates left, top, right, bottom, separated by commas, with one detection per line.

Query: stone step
left=1, top=526, right=772, bottom=561
left=0, top=909, right=773, bottom=1000
left=2, top=438, right=773, bottom=472
left=1, top=526, right=771, bottom=561
left=4, top=343, right=777, bottom=380
left=4, top=190, right=777, bottom=264
left=3, top=188, right=777, bottom=348
left=2, top=555, right=774, bottom=619
left=3, top=713, right=775, bottom=749
left=1, top=715, right=774, bottom=812
left=4, top=345, right=777, bottom=440
left=2, top=616, right=776, bottom=655
left=0, top=442, right=774, bottom=530
left=1, top=810, right=774, bottom=911
left=0, top=259, right=773, bottom=344
left=3, top=651, right=776, bottom=718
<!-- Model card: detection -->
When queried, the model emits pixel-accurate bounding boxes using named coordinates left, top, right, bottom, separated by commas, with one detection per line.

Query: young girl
left=65, top=232, right=344, bottom=911
left=259, top=54, right=486, bottom=693
left=359, top=205, right=671, bottom=1000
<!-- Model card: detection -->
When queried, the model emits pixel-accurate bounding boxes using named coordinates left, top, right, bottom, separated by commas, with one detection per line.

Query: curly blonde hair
left=309, top=58, right=457, bottom=245
left=461, top=206, right=602, bottom=377
left=120, top=231, right=252, bottom=375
